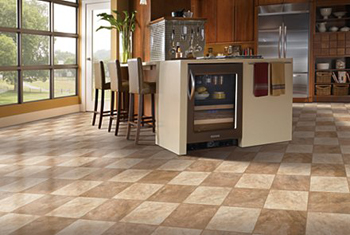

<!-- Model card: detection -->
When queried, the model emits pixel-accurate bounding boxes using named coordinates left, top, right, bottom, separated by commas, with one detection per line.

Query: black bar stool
left=107, top=60, right=130, bottom=136
left=92, top=61, right=111, bottom=129
left=126, top=58, right=156, bottom=144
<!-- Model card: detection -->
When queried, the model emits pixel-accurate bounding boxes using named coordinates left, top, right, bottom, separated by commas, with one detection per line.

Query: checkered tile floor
left=1, top=103, right=350, bottom=234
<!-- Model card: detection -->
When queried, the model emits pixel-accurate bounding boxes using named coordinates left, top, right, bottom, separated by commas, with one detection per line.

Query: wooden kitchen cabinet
left=216, top=0, right=235, bottom=42
left=192, top=0, right=254, bottom=43
left=235, top=0, right=254, bottom=42
left=258, top=0, right=283, bottom=5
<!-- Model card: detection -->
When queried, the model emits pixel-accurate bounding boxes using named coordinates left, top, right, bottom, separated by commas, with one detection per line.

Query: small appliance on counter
left=150, top=17, right=206, bottom=61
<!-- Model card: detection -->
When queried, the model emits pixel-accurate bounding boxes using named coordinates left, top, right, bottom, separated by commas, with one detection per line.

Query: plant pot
left=119, top=31, right=132, bottom=64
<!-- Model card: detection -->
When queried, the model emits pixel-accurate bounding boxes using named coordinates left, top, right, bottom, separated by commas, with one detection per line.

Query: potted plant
left=97, top=10, right=136, bottom=63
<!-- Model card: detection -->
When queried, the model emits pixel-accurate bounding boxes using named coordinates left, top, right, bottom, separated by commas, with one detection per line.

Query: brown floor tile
left=131, top=159, right=169, bottom=170
left=289, top=137, right=314, bottom=145
left=186, top=160, right=222, bottom=172
left=313, top=145, right=342, bottom=154
left=138, top=170, right=180, bottom=184
left=272, top=175, right=310, bottom=191
left=103, top=222, right=156, bottom=235
left=309, top=192, right=350, bottom=214
left=81, top=168, right=124, bottom=181
left=342, top=154, right=350, bottom=164
left=245, top=162, right=280, bottom=174
left=55, top=219, right=115, bottom=235
left=14, top=195, right=74, bottom=215
left=153, top=227, right=202, bottom=235
left=23, top=179, right=73, bottom=194
left=226, top=152, right=257, bottom=161
left=148, top=185, right=196, bottom=203
left=81, top=182, right=131, bottom=198
left=10, top=216, right=76, bottom=235
left=162, top=204, right=218, bottom=229
left=223, top=188, right=269, bottom=208
left=114, top=183, right=163, bottom=200
left=306, top=212, right=350, bottom=235
left=315, top=131, right=338, bottom=138
left=254, top=209, right=307, bottom=235
left=201, top=172, right=241, bottom=187
left=311, top=164, right=346, bottom=177
left=83, top=199, right=141, bottom=221
left=282, top=153, right=313, bottom=163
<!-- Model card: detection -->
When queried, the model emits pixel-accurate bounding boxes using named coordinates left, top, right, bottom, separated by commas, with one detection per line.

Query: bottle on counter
left=175, top=42, right=183, bottom=59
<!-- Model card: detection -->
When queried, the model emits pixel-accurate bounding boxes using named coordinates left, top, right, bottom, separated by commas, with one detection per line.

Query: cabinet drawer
left=321, top=34, right=329, bottom=42
left=321, top=42, right=329, bottom=49
left=329, top=48, right=337, bottom=56
left=321, top=49, right=329, bottom=56
left=337, top=48, right=345, bottom=55
left=338, top=33, right=346, bottom=41
left=347, top=48, right=350, bottom=55
left=329, top=34, right=337, bottom=41
left=330, top=41, right=337, bottom=48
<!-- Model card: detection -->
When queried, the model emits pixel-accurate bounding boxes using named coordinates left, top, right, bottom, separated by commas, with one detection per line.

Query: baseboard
left=0, top=105, right=81, bottom=128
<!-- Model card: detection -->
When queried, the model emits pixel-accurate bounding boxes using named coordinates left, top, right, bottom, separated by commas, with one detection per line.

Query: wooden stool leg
left=115, top=91, right=122, bottom=136
left=92, top=89, right=99, bottom=126
left=151, top=93, right=156, bottom=133
left=141, top=94, right=145, bottom=127
left=108, top=91, right=115, bottom=132
left=98, top=89, right=105, bottom=129
left=126, top=93, right=134, bottom=140
left=135, top=94, right=143, bottom=144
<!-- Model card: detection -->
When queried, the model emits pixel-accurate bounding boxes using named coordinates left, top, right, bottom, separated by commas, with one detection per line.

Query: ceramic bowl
left=333, top=12, right=346, bottom=18
left=329, top=26, right=338, bottom=32
left=317, top=63, right=330, bottom=70
left=340, top=27, right=350, bottom=32
left=320, top=8, right=332, bottom=19
left=195, top=92, right=209, bottom=100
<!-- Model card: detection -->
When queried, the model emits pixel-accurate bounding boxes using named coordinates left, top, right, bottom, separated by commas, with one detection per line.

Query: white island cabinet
left=155, top=58, right=293, bottom=155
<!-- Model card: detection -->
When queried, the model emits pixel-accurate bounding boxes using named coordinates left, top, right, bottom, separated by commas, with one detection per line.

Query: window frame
left=0, top=0, right=79, bottom=106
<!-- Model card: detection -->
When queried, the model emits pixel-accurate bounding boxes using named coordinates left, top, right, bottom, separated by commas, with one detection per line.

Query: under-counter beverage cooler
left=187, top=63, right=243, bottom=144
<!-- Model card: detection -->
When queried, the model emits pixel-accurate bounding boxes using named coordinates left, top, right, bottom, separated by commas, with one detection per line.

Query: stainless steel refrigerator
left=258, top=3, right=310, bottom=98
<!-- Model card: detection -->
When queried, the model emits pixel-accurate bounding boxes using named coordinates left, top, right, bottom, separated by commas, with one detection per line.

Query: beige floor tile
left=23, top=179, right=74, bottom=194
left=264, top=190, right=309, bottom=211
left=168, top=172, right=210, bottom=186
left=310, top=176, right=349, bottom=193
left=103, top=222, right=156, bottom=235
left=235, top=174, right=275, bottom=189
left=254, top=209, right=307, bottom=235
left=0, top=193, right=43, bottom=212
left=114, top=183, right=163, bottom=200
left=105, top=158, right=144, bottom=169
left=47, top=197, right=107, bottom=218
left=81, top=168, right=124, bottom=181
left=55, top=168, right=99, bottom=180
left=162, top=204, right=218, bottom=229
left=83, top=199, right=141, bottom=222
left=149, top=185, right=196, bottom=203
left=58, top=157, right=98, bottom=167
left=223, top=188, right=269, bottom=208
left=0, top=213, right=39, bottom=235
left=214, top=161, right=250, bottom=173
left=0, top=178, right=47, bottom=192
left=206, top=206, right=261, bottom=233
left=121, top=201, right=179, bottom=225
left=10, top=216, right=76, bottom=235
left=152, top=227, right=202, bottom=235
left=158, top=160, right=195, bottom=171
left=306, top=212, right=350, bottom=235
left=56, top=219, right=115, bottom=235
left=245, top=162, right=280, bottom=174
left=277, top=163, right=311, bottom=176
left=102, top=149, right=138, bottom=159
left=312, top=153, right=343, bottom=164
left=184, top=186, right=231, bottom=206
left=253, top=152, right=284, bottom=163
left=314, top=137, right=339, bottom=145
left=81, top=181, right=130, bottom=198
left=51, top=180, right=102, bottom=196
left=108, top=169, right=151, bottom=183
left=286, top=145, right=313, bottom=153
left=5, top=166, right=51, bottom=177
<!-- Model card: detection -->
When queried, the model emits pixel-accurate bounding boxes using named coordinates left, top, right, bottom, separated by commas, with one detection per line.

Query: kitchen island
left=155, top=58, right=293, bottom=155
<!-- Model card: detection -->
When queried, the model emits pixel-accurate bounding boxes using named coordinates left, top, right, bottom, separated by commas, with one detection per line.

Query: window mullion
left=18, top=0, right=23, bottom=104
left=50, top=2, right=54, bottom=99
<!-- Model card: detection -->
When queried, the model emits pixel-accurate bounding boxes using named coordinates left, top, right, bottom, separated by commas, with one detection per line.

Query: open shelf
left=315, top=69, right=350, bottom=72
left=316, top=17, right=350, bottom=22
left=315, top=83, right=350, bottom=85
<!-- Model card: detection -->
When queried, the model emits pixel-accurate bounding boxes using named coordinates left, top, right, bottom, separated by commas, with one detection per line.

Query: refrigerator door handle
left=188, top=70, right=195, bottom=100
left=284, top=26, right=287, bottom=58
left=234, top=73, right=238, bottom=129
left=278, top=26, right=282, bottom=58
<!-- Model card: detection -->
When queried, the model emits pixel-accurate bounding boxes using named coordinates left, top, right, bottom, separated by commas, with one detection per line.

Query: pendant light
left=140, top=0, right=147, bottom=5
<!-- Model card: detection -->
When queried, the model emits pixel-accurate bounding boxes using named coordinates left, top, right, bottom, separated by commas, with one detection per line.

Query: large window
left=0, top=0, right=78, bottom=106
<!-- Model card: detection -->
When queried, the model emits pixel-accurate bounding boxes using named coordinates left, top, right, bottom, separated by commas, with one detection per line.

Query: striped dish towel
left=253, top=63, right=269, bottom=97
left=270, top=62, right=285, bottom=96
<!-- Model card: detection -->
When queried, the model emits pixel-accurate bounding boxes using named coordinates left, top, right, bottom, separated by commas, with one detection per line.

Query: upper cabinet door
left=235, top=0, right=254, bottom=42
left=216, top=0, right=235, bottom=42
left=258, top=0, right=283, bottom=5
left=201, top=0, right=217, bottom=43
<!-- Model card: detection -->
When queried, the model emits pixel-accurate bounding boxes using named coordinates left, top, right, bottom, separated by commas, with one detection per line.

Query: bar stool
left=92, top=61, right=111, bottom=129
left=107, top=60, right=130, bottom=136
left=126, top=58, right=156, bottom=144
